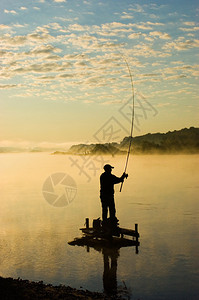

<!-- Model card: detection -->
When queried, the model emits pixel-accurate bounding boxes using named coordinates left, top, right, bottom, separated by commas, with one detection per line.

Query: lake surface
left=0, top=153, right=199, bottom=299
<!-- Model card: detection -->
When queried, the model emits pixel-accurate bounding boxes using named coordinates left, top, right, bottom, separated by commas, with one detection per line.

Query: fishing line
left=119, top=54, right=135, bottom=192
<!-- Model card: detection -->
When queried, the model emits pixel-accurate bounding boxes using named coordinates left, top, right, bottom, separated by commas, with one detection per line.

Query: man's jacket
left=100, top=172, right=123, bottom=198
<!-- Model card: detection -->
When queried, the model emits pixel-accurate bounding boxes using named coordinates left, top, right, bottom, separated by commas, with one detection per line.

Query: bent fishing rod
left=120, top=56, right=135, bottom=192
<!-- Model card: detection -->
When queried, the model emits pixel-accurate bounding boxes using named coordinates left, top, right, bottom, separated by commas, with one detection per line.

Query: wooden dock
left=68, top=218, right=140, bottom=252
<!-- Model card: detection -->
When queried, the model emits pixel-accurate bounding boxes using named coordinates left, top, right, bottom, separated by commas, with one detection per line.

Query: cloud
left=34, top=75, right=56, bottom=82
left=97, top=30, right=119, bottom=37
left=101, top=99, right=122, bottom=105
left=64, top=20, right=166, bottom=44
left=83, top=99, right=94, bottom=104
left=101, top=22, right=133, bottom=30
left=144, top=35, right=154, bottom=42
left=121, top=12, right=134, bottom=19
left=58, top=73, right=74, bottom=78
left=28, top=32, right=53, bottom=41
left=90, top=56, right=119, bottom=66
left=0, top=50, right=12, bottom=57
left=179, top=27, right=199, bottom=32
left=74, top=61, right=88, bottom=67
left=128, top=33, right=141, bottom=39
left=0, top=24, right=10, bottom=30
left=130, top=43, right=170, bottom=58
left=1, top=31, right=57, bottom=50
left=163, top=38, right=199, bottom=51
left=68, top=24, right=89, bottom=31
left=146, top=21, right=164, bottom=26
left=45, top=55, right=62, bottom=60
left=129, top=4, right=144, bottom=13
left=66, top=33, right=123, bottom=52
left=139, top=73, right=161, bottom=78
left=2, top=54, right=74, bottom=80
left=148, top=3, right=167, bottom=11
left=165, top=74, right=187, bottom=80
left=183, top=22, right=196, bottom=26
left=5, top=35, right=27, bottom=45
left=47, top=23, right=62, bottom=30
left=54, top=16, right=79, bottom=22
left=149, top=31, right=171, bottom=39
left=29, top=44, right=62, bottom=55
left=15, top=62, right=64, bottom=74
left=97, top=23, right=133, bottom=37
left=13, top=23, right=27, bottom=28
left=100, top=21, right=163, bottom=33
left=0, top=84, right=18, bottom=89
left=63, top=53, right=88, bottom=60
left=53, top=0, right=66, bottom=2
left=158, top=63, right=199, bottom=81
left=20, top=7, right=27, bottom=10
left=35, top=26, right=49, bottom=33
left=4, top=9, right=17, bottom=15
left=149, top=14, right=159, bottom=19
left=83, top=1, right=91, bottom=5
left=134, top=24, right=152, bottom=30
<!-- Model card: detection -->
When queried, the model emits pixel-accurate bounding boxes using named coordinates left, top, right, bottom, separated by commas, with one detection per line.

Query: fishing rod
left=120, top=56, right=135, bottom=192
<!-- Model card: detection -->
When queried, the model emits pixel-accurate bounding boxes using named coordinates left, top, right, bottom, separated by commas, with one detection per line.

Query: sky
left=0, top=0, right=199, bottom=148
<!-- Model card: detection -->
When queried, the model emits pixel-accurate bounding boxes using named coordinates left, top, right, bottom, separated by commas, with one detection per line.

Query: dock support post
left=135, top=223, right=138, bottom=234
left=86, top=218, right=89, bottom=229
left=135, top=223, right=138, bottom=241
left=135, top=223, right=139, bottom=254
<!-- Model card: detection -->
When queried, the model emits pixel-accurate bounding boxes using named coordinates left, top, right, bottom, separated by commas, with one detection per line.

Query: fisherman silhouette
left=100, top=164, right=128, bottom=224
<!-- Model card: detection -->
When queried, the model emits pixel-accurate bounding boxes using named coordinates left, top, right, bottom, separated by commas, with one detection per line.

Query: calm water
left=0, top=153, right=199, bottom=299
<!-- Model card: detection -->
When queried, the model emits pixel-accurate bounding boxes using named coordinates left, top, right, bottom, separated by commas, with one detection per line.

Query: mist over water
left=0, top=153, right=199, bottom=299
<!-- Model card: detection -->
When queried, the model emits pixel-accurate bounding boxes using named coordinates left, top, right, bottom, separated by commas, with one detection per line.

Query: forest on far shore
left=54, top=127, right=199, bottom=156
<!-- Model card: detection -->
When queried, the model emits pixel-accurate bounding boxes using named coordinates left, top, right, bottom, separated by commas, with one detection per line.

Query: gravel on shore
left=0, top=277, right=122, bottom=300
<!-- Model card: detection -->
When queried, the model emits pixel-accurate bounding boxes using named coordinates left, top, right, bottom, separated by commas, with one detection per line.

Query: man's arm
left=112, top=173, right=128, bottom=184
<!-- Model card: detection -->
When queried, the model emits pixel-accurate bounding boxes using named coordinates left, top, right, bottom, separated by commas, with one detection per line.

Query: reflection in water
left=102, top=247, right=119, bottom=296
left=69, top=239, right=139, bottom=298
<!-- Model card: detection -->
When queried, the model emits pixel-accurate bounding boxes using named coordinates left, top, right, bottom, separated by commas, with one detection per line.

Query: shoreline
left=0, top=276, right=121, bottom=300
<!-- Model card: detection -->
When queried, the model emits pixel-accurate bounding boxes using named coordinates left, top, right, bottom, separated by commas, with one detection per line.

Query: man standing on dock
left=100, top=164, right=128, bottom=223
